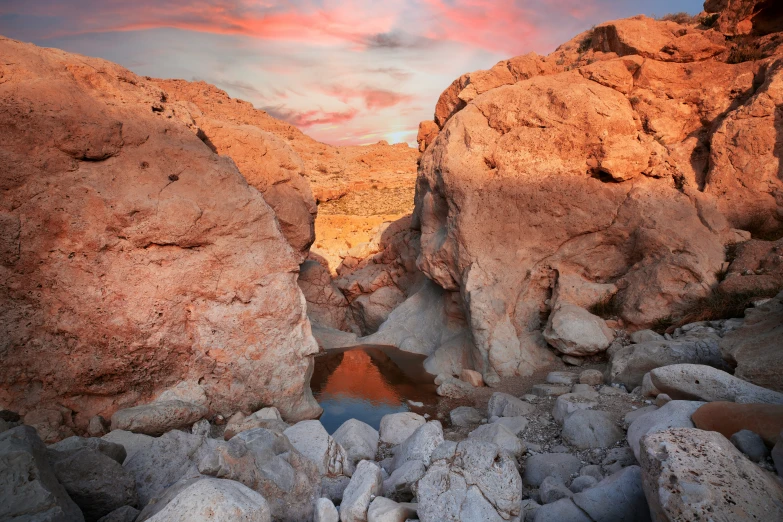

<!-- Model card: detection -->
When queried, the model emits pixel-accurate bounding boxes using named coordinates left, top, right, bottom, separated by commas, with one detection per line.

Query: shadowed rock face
left=0, top=36, right=321, bottom=432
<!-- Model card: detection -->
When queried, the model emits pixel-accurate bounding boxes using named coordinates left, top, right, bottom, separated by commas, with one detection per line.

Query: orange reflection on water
left=319, top=350, right=401, bottom=406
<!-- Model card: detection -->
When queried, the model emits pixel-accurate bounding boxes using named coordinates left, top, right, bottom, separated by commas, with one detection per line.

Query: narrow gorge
left=1, top=0, right=783, bottom=521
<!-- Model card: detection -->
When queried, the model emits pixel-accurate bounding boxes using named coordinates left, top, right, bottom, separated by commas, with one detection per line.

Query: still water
left=310, top=345, right=439, bottom=434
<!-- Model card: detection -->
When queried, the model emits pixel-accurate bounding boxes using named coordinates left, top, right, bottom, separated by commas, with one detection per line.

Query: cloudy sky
left=0, top=0, right=705, bottom=146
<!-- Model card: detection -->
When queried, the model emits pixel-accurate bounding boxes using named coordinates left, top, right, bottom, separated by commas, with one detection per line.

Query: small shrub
left=727, top=37, right=764, bottom=63
left=316, top=163, right=328, bottom=173
left=578, top=29, right=595, bottom=54
left=666, top=288, right=780, bottom=332
left=660, top=12, right=696, bottom=24
left=700, top=13, right=720, bottom=28
left=652, top=315, right=675, bottom=334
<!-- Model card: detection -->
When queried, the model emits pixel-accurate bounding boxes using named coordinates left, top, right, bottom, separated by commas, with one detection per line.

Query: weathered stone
left=650, top=364, right=783, bottom=404
left=382, top=460, right=425, bottom=500
left=608, top=333, right=729, bottom=389
left=314, top=498, right=339, bottom=522
left=283, top=420, right=350, bottom=477
left=523, top=453, right=582, bottom=487
left=223, top=411, right=288, bottom=441
left=367, top=497, right=417, bottom=522
left=333, top=419, right=379, bottom=466
left=731, top=429, right=770, bottom=463
left=379, top=412, right=426, bottom=445
left=630, top=330, right=664, bottom=344
left=578, top=370, right=604, bottom=386
left=532, top=498, right=592, bottom=522
left=96, top=506, right=140, bottom=522
left=102, top=430, right=155, bottom=462
left=601, top=447, right=637, bottom=476
left=641, top=373, right=660, bottom=398
left=543, top=304, right=614, bottom=356
left=531, top=384, right=572, bottom=397
left=623, top=406, right=658, bottom=428
left=570, top=384, right=599, bottom=399
left=197, top=428, right=320, bottom=522
left=89, top=416, right=110, bottom=437
left=487, top=392, right=536, bottom=417
left=552, top=393, right=598, bottom=424
left=143, top=478, right=271, bottom=522
left=691, top=401, right=783, bottom=446
left=50, top=435, right=127, bottom=465
left=436, top=377, right=473, bottom=399
left=50, top=448, right=138, bottom=521
left=390, top=421, right=443, bottom=471
left=562, top=410, right=623, bottom=449
left=579, top=465, right=603, bottom=481
left=468, top=423, right=525, bottom=457
left=460, top=369, right=484, bottom=387
left=572, top=466, right=650, bottom=522
left=539, top=476, right=573, bottom=504
left=449, top=406, right=482, bottom=427
left=493, top=416, right=529, bottom=436
left=626, top=400, right=704, bottom=460
left=340, top=460, right=383, bottom=522
left=110, top=401, right=207, bottom=437
left=569, top=475, right=598, bottom=493
left=546, top=371, right=579, bottom=385
left=321, top=475, right=351, bottom=504
left=0, top=426, right=85, bottom=522
left=640, top=428, right=783, bottom=521
left=417, top=439, right=522, bottom=522
left=429, top=440, right=458, bottom=462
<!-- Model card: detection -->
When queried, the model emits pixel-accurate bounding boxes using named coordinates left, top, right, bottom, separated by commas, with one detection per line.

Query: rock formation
left=0, top=36, right=321, bottom=432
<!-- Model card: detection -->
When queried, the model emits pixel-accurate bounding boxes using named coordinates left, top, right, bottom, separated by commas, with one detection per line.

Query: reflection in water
left=310, top=345, right=438, bottom=433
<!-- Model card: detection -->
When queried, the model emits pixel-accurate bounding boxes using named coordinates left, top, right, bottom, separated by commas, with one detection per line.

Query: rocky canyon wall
left=413, top=6, right=783, bottom=383
left=0, top=36, right=322, bottom=435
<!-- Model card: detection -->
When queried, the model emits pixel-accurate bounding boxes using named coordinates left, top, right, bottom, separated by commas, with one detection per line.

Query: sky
left=0, top=0, right=705, bottom=146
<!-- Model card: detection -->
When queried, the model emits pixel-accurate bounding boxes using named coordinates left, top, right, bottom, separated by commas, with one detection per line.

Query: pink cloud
left=264, top=106, right=359, bottom=128
left=322, top=86, right=414, bottom=110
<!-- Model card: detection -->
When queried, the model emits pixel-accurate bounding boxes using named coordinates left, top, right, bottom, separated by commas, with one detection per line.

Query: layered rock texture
left=413, top=6, right=783, bottom=382
left=0, top=37, right=321, bottom=430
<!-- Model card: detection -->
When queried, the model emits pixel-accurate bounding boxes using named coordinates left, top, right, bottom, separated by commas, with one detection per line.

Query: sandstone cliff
left=0, top=36, right=322, bottom=434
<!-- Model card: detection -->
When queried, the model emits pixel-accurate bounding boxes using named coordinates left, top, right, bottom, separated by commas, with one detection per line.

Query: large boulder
left=417, top=439, right=522, bottom=522
left=626, top=400, right=704, bottom=460
left=649, top=363, right=783, bottom=404
left=50, top=435, right=127, bottom=464
left=332, top=419, right=379, bottom=466
left=691, top=401, right=783, bottom=446
left=0, top=426, right=85, bottom=522
left=110, top=401, right=207, bottom=436
left=340, top=461, right=383, bottom=522
left=561, top=410, right=624, bottom=450
left=379, top=412, right=426, bottom=445
left=390, top=421, right=444, bottom=472
left=0, top=37, right=321, bottom=426
left=640, top=428, right=783, bottom=521
left=720, top=291, right=783, bottom=393
left=523, top=453, right=582, bottom=487
left=487, top=392, right=535, bottom=418
left=143, top=478, right=271, bottom=522
left=543, top=303, right=614, bottom=356
left=283, top=420, right=351, bottom=477
left=49, top=448, right=138, bottom=521
left=607, top=332, right=729, bottom=389
left=197, top=428, right=320, bottom=522
left=467, top=423, right=525, bottom=457
left=298, top=260, right=357, bottom=332
left=415, top=67, right=730, bottom=383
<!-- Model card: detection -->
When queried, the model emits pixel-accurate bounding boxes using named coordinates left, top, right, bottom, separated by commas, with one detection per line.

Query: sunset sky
left=0, top=0, right=704, bottom=146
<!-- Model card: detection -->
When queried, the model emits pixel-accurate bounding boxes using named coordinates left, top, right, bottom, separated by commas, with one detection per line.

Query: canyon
left=1, top=0, right=783, bottom=521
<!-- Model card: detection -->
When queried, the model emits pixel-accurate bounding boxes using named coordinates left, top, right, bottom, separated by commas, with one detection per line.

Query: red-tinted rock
left=691, top=401, right=783, bottom=446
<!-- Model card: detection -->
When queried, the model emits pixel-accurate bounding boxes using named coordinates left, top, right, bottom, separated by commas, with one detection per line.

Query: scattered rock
left=579, top=465, right=603, bottom=481
left=223, top=408, right=288, bottom=440
left=650, top=363, right=783, bottom=404
left=96, top=506, right=140, bottom=522
left=436, top=377, right=473, bottom=398
left=340, top=460, right=383, bottom=522
left=691, top=401, right=783, bottom=446
left=539, top=476, right=573, bottom=504
left=623, top=405, right=658, bottom=427
left=460, top=369, right=484, bottom=387
left=89, top=416, right=110, bottom=437
left=382, top=460, right=425, bottom=500
left=544, top=304, right=614, bottom=356
left=101, top=430, right=155, bottom=462
left=578, top=370, right=604, bottom=386
left=570, top=384, right=599, bottom=399
left=599, top=385, right=627, bottom=397
left=0, top=426, right=85, bottom=522
left=110, top=401, right=207, bottom=437
left=468, top=423, right=525, bottom=457
left=630, top=330, right=664, bottom=344
left=367, top=497, right=417, bottom=522
left=601, top=447, right=637, bottom=475
left=562, top=410, right=623, bottom=449
left=333, top=419, right=379, bottom=466
left=283, top=420, right=350, bottom=477
left=50, top=435, right=127, bottom=464
left=449, top=406, right=482, bottom=427
left=562, top=355, right=584, bottom=366
left=523, top=453, right=582, bottom=487
left=552, top=393, right=598, bottom=424
left=627, top=400, right=704, bottom=460
left=532, top=498, right=592, bottom=522
left=493, top=416, right=529, bottom=436
left=654, top=393, right=671, bottom=407
left=143, top=478, right=271, bottom=522
left=417, top=439, right=522, bottom=521
left=571, top=466, right=650, bottom=522
left=546, top=371, right=579, bottom=385
left=487, top=392, right=536, bottom=417
left=314, top=498, right=339, bottom=522
left=50, top=448, right=138, bottom=521
left=530, top=384, right=572, bottom=397
left=379, top=412, right=426, bottom=445
left=641, top=373, right=660, bottom=397
left=640, top=428, right=783, bottom=521
left=321, top=475, right=351, bottom=504
left=569, top=475, right=597, bottom=493
left=390, top=421, right=444, bottom=471
left=731, top=429, right=770, bottom=463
